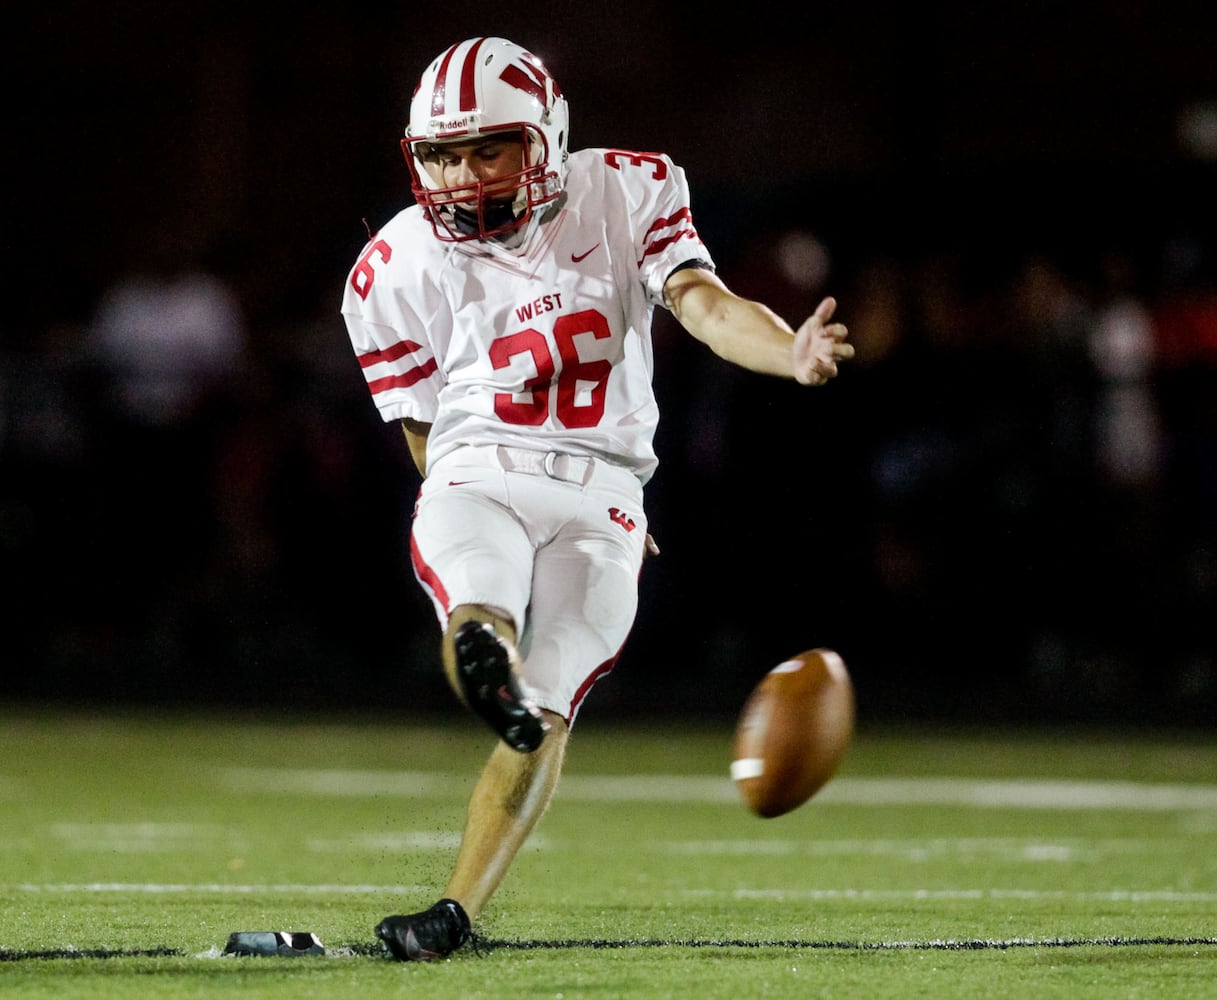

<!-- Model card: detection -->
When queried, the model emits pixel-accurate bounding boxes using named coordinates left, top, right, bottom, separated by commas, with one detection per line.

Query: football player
left=341, top=36, right=853, bottom=961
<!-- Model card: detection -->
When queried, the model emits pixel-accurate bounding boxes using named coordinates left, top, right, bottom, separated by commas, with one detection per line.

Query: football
left=730, top=648, right=855, bottom=818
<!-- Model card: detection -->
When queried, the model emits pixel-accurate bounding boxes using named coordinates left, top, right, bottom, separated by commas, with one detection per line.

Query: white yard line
left=655, top=837, right=1153, bottom=861
left=706, top=887, right=1217, bottom=903
left=8, top=883, right=1217, bottom=904
left=216, top=768, right=1217, bottom=811
left=8, top=882, right=420, bottom=894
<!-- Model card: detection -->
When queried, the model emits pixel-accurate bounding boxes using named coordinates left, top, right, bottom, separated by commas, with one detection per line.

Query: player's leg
left=429, top=480, right=646, bottom=927
left=519, top=483, right=648, bottom=720
left=375, top=709, right=567, bottom=959
left=441, top=708, right=567, bottom=915
left=443, top=604, right=518, bottom=691
left=409, top=462, right=545, bottom=751
left=442, top=604, right=547, bottom=752
left=379, top=462, right=557, bottom=960
left=378, top=462, right=645, bottom=961
left=375, top=604, right=554, bottom=962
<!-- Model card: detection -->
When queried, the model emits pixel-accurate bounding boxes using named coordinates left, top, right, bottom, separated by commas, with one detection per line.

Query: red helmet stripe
left=519, top=50, right=563, bottom=98
left=457, top=37, right=487, bottom=112
left=498, top=62, right=547, bottom=106
left=429, top=42, right=462, bottom=118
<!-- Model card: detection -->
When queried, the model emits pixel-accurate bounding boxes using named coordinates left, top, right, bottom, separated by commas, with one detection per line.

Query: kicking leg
left=443, top=605, right=548, bottom=753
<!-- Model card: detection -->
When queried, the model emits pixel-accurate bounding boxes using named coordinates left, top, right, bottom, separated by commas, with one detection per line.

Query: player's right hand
left=792, top=296, right=853, bottom=386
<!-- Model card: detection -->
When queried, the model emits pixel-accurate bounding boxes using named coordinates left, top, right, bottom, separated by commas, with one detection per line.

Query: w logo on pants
left=608, top=508, right=637, bottom=532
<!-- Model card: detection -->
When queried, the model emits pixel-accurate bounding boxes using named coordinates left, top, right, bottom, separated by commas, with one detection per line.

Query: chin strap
left=452, top=200, right=522, bottom=238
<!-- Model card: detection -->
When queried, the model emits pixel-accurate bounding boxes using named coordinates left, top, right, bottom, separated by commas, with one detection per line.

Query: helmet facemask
left=403, top=123, right=561, bottom=243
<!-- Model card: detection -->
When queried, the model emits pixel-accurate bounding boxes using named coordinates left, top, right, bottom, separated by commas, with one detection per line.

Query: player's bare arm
left=663, top=265, right=853, bottom=386
left=401, top=418, right=431, bottom=476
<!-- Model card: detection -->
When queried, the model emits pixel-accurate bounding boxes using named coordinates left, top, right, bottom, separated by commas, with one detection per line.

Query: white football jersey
left=341, top=147, right=714, bottom=484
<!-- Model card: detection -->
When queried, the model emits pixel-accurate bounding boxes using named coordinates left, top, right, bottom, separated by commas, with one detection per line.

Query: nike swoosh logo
left=571, top=244, right=600, bottom=263
left=448, top=480, right=475, bottom=486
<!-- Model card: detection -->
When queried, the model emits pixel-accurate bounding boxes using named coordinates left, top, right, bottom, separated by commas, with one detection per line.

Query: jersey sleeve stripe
left=357, top=339, right=426, bottom=368
left=640, top=228, right=701, bottom=263
left=639, top=207, right=701, bottom=263
left=367, top=358, right=439, bottom=394
left=641, top=207, right=693, bottom=241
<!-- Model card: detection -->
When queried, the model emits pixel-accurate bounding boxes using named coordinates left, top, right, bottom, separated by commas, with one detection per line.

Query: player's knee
left=440, top=605, right=522, bottom=705
left=446, top=604, right=518, bottom=646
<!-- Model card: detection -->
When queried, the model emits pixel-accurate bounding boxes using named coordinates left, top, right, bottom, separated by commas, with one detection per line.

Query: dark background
left=4, top=2, right=1216, bottom=727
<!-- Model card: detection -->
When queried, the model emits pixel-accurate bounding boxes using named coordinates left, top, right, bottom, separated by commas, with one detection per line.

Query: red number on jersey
left=553, top=310, right=612, bottom=428
left=491, top=329, right=553, bottom=426
left=491, top=309, right=612, bottom=428
left=350, top=239, right=392, bottom=300
left=603, top=149, right=668, bottom=181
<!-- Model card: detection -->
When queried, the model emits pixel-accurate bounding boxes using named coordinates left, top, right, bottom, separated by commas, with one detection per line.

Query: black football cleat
left=375, top=898, right=471, bottom=962
left=453, top=621, right=548, bottom=752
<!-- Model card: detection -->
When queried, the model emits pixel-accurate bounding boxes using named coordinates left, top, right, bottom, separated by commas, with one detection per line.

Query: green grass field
left=2, top=704, right=1215, bottom=998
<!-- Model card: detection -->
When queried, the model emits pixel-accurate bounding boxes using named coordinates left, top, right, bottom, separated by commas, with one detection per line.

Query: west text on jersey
left=515, top=293, right=564, bottom=324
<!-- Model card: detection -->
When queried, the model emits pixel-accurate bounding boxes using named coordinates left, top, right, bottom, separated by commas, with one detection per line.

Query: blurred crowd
left=2, top=218, right=1214, bottom=726
left=644, top=224, right=1217, bottom=725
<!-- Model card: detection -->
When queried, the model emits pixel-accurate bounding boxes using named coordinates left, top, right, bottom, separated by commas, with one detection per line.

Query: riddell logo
left=608, top=508, right=637, bottom=532
left=435, top=116, right=472, bottom=131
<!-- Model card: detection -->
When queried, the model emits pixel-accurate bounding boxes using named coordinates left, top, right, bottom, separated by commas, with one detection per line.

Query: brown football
left=730, top=648, right=855, bottom=818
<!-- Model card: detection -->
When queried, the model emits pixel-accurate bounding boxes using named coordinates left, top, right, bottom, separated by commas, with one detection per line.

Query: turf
left=1, top=705, right=1215, bottom=998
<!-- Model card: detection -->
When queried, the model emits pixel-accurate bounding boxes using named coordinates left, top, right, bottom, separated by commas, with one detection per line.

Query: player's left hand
left=793, top=296, right=853, bottom=386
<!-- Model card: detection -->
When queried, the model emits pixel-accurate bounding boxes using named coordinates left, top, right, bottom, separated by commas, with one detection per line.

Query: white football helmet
left=402, top=37, right=569, bottom=242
